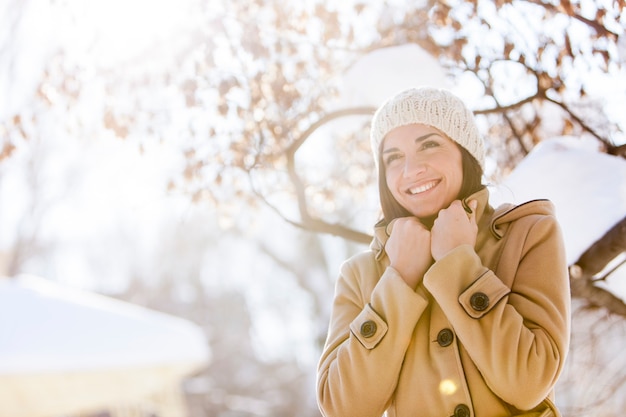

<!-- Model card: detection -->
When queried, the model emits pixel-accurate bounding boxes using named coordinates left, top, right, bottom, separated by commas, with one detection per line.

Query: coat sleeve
left=423, top=214, right=571, bottom=411
left=316, top=253, right=429, bottom=417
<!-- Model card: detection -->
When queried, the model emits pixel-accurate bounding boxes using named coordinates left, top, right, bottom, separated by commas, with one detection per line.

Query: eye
left=420, top=140, right=440, bottom=150
left=384, top=153, right=402, bottom=166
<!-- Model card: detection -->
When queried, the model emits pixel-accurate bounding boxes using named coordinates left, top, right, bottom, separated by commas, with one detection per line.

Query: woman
left=316, top=87, right=570, bottom=417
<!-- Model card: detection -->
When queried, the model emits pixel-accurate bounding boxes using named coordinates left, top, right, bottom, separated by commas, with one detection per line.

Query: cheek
left=450, top=161, right=464, bottom=192
left=385, top=169, right=401, bottom=196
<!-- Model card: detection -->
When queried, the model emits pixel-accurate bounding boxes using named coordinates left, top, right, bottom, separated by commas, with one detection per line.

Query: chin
left=409, top=205, right=438, bottom=219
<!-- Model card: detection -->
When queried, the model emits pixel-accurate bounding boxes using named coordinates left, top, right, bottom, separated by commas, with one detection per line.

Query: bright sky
left=0, top=0, right=199, bottom=119
left=61, top=0, right=196, bottom=65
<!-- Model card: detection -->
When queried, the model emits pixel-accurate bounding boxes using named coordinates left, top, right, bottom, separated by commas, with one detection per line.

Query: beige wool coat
left=317, top=188, right=571, bottom=417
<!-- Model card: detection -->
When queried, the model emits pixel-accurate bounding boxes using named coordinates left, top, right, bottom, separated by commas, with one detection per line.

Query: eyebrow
left=382, top=132, right=441, bottom=154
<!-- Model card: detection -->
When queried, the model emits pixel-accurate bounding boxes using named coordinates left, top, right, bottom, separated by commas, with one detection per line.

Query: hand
left=385, top=217, right=432, bottom=289
left=431, top=200, right=478, bottom=261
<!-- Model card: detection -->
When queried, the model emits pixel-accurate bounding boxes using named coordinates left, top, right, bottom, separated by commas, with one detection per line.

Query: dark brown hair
left=377, top=142, right=484, bottom=227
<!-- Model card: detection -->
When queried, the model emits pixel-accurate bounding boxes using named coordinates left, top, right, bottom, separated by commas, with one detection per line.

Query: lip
left=406, top=179, right=440, bottom=195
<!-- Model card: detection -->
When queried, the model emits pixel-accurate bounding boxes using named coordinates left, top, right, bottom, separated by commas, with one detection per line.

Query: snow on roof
left=490, top=136, right=626, bottom=267
left=0, top=275, right=210, bottom=374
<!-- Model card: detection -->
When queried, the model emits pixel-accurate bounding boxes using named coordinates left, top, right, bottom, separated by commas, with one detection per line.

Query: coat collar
left=370, top=187, right=554, bottom=260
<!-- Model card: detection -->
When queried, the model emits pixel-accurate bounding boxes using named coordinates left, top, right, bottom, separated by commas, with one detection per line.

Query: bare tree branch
left=544, top=96, right=617, bottom=151
left=569, top=278, right=626, bottom=317
left=285, top=107, right=375, bottom=155
left=276, top=107, right=376, bottom=243
left=570, top=216, right=626, bottom=316
left=574, top=216, right=626, bottom=277
left=470, top=64, right=619, bottom=157
left=592, top=255, right=626, bottom=283
left=246, top=107, right=375, bottom=244
left=248, top=181, right=372, bottom=244
left=522, top=0, right=620, bottom=38
left=473, top=93, right=540, bottom=115
left=613, top=144, right=626, bottom=158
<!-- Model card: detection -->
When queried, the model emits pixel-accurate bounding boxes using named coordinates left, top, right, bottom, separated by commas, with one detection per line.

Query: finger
left=440, top=200, right=461, bottom=217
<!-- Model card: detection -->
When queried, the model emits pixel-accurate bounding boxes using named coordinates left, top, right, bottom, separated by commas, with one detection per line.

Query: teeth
left=409, top=181, right=437, bottom=195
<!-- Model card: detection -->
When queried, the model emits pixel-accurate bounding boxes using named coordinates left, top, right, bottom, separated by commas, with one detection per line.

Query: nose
left=403, top=154, right=426, bottom=178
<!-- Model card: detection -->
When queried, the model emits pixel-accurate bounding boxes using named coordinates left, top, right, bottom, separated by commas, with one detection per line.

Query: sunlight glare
left=67, top=0, right=192, bottom=65
left=439, top=379, right=458, bottom=396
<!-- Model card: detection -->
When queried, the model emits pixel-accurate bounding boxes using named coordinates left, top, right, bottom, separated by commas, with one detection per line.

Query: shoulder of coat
left=490, top=199, right=555, bottom=239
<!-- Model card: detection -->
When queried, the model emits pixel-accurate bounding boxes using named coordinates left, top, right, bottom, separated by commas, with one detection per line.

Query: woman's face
left=382, top=123, right=463, bottom=220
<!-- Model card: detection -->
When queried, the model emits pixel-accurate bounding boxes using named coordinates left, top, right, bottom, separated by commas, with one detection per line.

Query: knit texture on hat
left=370, top=87, right=485, bottom=169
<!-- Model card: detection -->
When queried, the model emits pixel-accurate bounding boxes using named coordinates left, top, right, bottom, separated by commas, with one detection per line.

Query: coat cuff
left=458, top=271, right=510, bottom=318
left=425, top=244, right=510, bottom=319
left=350, top=303, right=388, bottom=349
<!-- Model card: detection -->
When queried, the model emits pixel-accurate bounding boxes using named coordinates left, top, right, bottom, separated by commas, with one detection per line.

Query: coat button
left=470, top=292, right=489, bottom=311
left=360, top=320, right=377, bottom=338
left=437, top=328, right=454, bottom=347
left=454, top=404, right=471, bottom=417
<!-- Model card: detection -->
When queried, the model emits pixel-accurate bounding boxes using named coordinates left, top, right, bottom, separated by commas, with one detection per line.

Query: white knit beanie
left=370, top=87, right=485, bottom=169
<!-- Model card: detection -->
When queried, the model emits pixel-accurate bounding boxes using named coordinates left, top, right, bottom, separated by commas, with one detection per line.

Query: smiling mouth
left=407, top=180, right=439, bottom=195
